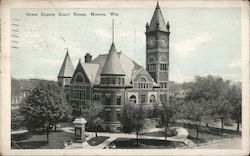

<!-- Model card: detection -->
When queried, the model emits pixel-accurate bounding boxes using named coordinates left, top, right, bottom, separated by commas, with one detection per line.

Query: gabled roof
left=82, top=63, right=99, bottom=84
left=148, top=1, right=167, bottom=32
left=70, top=60, right=100, bottom=84
left=92, top=52, right=141, bottom=85
left=58, top=52, right=74, bottom=78
left=131, top=68, right=159, bottom=86
left=100, top=43, right=125, bottom=76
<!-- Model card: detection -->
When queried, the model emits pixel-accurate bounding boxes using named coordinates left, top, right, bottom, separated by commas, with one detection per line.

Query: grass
left=87, top=136, right=109, bottom=146
left=12, top=131, right=74, bottom=149
left=187, top=127, right=240, bottom=144
left=143, top=128, right=178, bottom=137
left=111, top=138, right=186, bottom=149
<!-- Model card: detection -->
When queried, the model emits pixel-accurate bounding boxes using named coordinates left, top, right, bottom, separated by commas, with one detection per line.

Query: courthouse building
left=58, top=2, right=171, bottom=132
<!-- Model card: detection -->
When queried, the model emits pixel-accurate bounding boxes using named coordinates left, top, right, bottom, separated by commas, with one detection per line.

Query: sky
left=10, top=3, right=241, bottom=83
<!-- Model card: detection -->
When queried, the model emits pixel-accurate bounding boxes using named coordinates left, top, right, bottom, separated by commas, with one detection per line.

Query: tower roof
left=148, top=1, right=167, bottom=32
left=58, top=51, right=74, bottom=78
left=100, top=43, right=125, bottom=76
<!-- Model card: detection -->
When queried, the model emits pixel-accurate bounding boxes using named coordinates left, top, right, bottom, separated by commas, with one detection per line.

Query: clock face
left=160, top=36, right=167, bottom=47
left=148, top=36, right=156, bottom=48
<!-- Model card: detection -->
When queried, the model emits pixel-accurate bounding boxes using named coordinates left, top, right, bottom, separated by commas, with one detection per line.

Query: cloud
left=228, top=58, right=241, bottom=68
left=172, top=32, right=214, bottom=55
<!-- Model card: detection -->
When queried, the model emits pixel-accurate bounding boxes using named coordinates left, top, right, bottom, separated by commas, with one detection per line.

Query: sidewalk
left=62, top=126, right=195, bottom=149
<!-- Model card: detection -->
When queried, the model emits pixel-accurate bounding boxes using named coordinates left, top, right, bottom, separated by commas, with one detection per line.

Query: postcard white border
left=1, top=0, right=249, bottom=155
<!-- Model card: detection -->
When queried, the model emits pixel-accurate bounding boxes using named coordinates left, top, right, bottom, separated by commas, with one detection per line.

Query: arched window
left=140, top=77, right=147, bottom=82
left=148, top=56, right=156, bottom=62
left=160, top=56, right=167, bottom=62
left=129, top=95, right=137, bottom=104
left=75, top=73, right=84, bottom=83
left=149, top=95, right=156, bottom=103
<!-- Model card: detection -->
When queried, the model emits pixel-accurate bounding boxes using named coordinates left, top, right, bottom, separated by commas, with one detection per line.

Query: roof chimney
left=85, top=53, right=92, bottom=63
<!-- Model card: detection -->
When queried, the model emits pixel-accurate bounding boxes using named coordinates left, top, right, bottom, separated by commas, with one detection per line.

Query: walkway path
left=61, top=126, right=195, bottom=149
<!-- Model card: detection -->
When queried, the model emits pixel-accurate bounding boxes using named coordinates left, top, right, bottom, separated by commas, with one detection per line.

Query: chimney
left=85, top=53, right=92, bottom=63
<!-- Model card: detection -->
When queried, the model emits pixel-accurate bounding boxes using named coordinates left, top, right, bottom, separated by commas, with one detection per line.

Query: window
left=141, top=95, right=146, bottom=104
left=112, top=78, right=116, bottom=84
left=75, top=74, right=84, bottom=82
left=148, top=56, right=156, bottom=62
left=129, top=95, right=137, bottom=104
left=72, top=85, right=86, bottom=100
left=160, top=56, right=167, bottom=62
left=160, top=64, right=167, bottom=70
left=106, top=111, right=111, bottom=121
left=149, top=95, right=156, bottom=103
left=118, top=78, right=121, bottom=84
left=117, top=111, right=121, bottom=121
left=147, top=64, right=156, bottom=70
left=140, top=77, right=147, bottom=82
left=66, top=93, right=69, bottom=100
left=117, top=96, right=121, bottom=105
left=106, top=96, right=111, bottom=105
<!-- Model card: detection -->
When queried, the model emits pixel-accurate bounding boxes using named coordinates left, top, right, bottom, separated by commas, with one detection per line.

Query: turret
left=58, top=51, right=74, bottom=87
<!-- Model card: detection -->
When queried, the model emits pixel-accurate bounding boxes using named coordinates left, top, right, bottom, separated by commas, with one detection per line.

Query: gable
left=70, top=62, right=90, bottom=85
left=133, top=68, right=154, bottom=83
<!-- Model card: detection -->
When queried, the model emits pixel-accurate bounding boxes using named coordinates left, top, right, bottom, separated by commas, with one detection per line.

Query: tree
left=229, top=84, right=242, bottom=131
left=181, top=99, right=209, bottom=139
left=122, top=103, right=148, bottom=145
left=159, top=96, right=179, bottom=141
left=184, top=75, right=234, bottom=132
left=122, top=103, right=135, bottom=133
left=84, top=101, right=104, bottom=137
left=20, top=82, right=67, bottom=144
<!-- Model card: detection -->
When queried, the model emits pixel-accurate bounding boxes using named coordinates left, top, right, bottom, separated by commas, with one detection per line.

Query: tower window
left=122, top=78, right=124, bottom=84
left=160, top=64, right=167, bottom=70
left=118, top=78, right=121, bottom=84
left=147, top=64, right=156, bottom=70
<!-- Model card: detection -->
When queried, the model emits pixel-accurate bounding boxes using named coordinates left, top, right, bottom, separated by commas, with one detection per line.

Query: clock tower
left=145, top=1, right=170, bottom=103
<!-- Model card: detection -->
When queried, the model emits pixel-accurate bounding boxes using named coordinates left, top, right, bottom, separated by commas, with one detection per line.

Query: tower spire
left=156, top=0, right=160, bottom=9
left=112, top=19, right=114, bottom=43
left=146, top=1, right=167, bottom=32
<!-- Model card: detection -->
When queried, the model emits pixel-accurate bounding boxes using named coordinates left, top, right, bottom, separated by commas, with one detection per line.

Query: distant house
left=11, top=89, right=29, bottom=110
left=58, top=2, right=171, bottom=132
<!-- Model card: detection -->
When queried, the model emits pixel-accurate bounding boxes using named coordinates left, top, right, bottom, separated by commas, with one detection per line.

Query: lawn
left=12, top=131, right=74, bottom=149
left=143, top=128, right=178, bottom=137
left=187, top=127, right=241, bottom=144
left=110, top=138, right=186, bottom=149
left=87, top=136, right=109, bottom=146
